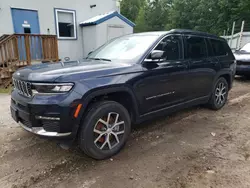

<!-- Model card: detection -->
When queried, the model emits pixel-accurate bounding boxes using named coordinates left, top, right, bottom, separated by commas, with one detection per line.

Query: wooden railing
left=0, top=34, right=59, bottom=88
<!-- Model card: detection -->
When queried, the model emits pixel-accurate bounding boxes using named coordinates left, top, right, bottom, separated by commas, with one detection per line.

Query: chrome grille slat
left=20, top=81, right=25, bottom=94
left=24, top=83, right=30, bottom=96
left=18, top=80, right=23, bottom=94
left=12, top=78, right=33, bottom=97
left=13, top=79, right=16, bottom=88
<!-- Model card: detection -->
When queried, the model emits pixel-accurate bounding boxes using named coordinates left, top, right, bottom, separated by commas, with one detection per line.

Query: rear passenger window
left=185, top=36, right=207, bottom=59
left=155, top=35, right=182, bottom=60
left=205, top=38, right=214, bottom=57
left=210, top=39, right=228, bottom=56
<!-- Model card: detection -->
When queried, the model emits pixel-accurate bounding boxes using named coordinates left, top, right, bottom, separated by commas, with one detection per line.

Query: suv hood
left=13, top=60, right=133, bottom=82
left=234, top=51, right=250, bottom=61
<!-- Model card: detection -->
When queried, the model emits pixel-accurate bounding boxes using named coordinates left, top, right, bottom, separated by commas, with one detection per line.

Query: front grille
left=13, top=78, right=32, bottom=97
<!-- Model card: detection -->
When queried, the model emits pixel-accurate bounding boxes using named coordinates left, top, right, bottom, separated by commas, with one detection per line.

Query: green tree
left=134, top=4, right=148, bottom=32
left=120, top=0, right=142, bottom=22
left=165, top=0, right=240, bottom=35
left=121, top=0, right=250, bottom=35
left=146, top=0, right=169, bottom=31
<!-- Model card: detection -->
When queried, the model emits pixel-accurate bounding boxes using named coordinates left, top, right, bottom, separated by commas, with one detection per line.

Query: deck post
left=24, top=35, right=31, bottom=65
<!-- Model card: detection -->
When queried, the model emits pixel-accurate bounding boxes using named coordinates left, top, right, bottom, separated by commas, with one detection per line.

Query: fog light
left=35, top=116, right=60, bottom=121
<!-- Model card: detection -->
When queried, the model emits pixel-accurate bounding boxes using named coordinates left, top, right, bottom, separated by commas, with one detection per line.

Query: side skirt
left=136, top=96, right=210, bottom=124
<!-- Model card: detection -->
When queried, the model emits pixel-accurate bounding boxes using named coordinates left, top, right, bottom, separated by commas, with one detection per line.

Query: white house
left=80, top=11, right=135, bottom=56
left=0, top=0, right=135, bottom=61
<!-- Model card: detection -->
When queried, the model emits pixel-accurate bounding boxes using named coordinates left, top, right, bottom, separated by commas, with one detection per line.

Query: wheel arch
left=214, top=71, right=233, bottom=90
left=81, top=86, right=140, bottom=124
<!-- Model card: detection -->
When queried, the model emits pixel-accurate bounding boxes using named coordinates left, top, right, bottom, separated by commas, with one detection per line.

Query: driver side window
left=155, top=35, right=182, bottom=60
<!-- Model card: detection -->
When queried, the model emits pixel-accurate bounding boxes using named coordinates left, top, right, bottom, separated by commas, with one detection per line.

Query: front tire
left=79, top=101, right=131, bottom=160
left=208, top=77, right=229, bottom=110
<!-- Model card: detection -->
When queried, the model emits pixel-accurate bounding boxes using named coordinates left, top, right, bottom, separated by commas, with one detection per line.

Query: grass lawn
left=0, top=87, right=12, bottom=94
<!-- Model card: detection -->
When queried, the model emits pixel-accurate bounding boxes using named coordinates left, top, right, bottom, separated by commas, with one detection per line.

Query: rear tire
left=78, top=101, right=131, bottom=160
left=208, top=77, right=229, bottom=110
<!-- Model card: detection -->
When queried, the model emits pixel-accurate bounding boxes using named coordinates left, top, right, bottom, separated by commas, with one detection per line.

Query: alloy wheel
left=93, top=112, right=125, bottom=150
left=215, top=82, right=227, bottom=106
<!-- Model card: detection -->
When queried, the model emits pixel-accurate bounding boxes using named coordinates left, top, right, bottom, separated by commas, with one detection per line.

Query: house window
left=55, top=9, right=76, bottom=39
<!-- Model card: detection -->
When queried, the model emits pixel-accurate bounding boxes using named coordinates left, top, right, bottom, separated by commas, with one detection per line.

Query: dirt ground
left=1, top=78, right=250, bottom=188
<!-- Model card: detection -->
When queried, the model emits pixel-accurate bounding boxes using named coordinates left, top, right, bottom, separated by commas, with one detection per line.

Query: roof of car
left=132, top=29, right=222, bottom=40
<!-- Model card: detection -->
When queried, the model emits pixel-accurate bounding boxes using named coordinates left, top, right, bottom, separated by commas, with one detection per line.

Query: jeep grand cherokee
left=11, top=29, right=236, bottom=159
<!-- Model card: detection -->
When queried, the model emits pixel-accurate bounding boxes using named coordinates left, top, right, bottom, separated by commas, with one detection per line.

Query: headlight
left=32, top=83, right=74, bottom=94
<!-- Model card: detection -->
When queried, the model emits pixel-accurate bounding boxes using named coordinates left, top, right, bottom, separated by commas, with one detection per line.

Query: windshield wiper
left=87, top=57, right=111, bottom=62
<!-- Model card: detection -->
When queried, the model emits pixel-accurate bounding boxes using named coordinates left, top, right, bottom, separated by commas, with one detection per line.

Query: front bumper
left=19, top=123, right=71, bottom=137
left=236, top=65, right=250, bottom=75
left=10, top=89, right=83, bottom=139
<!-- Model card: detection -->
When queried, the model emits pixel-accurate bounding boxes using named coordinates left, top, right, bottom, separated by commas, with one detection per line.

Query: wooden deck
left=0, top=34, right=59, bottom=88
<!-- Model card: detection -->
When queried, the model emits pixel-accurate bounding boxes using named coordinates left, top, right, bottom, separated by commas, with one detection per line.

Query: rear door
left=209, top=38, right=235, bottom=71
left=184, top=35, right=216, bottom=99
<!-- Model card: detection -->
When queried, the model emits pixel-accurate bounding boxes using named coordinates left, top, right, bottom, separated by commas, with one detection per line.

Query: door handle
left=207, top=59, right=219, bottom=64
left=193, top=60, right=203, bottom=64
left=177, top=64, right=188, bottom=68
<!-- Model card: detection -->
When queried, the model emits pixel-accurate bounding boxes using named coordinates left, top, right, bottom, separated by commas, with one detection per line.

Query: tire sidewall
left=79, top=101, right=131, bottom=160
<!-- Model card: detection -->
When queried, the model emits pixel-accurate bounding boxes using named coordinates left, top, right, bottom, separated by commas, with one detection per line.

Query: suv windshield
left=240, top=43, right=250, bottom=53
left=87, top=35, right=159, bottom=63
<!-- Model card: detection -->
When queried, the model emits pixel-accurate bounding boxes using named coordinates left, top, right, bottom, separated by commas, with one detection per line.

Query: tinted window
left=205, top=38, right=214, bottom=57
left=185, top=36, right=207, bottom=59
left=210, top=39, right=228, bottom=56
left=155, top=35, right=182, bottom=60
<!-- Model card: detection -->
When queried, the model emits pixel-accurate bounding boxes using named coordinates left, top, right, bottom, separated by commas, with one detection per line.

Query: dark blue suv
left=11, top=29, right=236, bottom=159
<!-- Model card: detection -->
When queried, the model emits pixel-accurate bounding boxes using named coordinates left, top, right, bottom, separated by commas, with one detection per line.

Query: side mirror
left=144, top=50, right=165, bottom=63
left=88, top=51, right=93, bottom=56
left=151, top=50, right=164, bottom=60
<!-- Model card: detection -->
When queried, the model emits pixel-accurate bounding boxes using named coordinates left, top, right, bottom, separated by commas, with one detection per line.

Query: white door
left=107, top=25, right=124, bottom=41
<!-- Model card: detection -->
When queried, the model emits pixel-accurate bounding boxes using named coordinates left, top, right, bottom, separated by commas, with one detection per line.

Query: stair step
left=9, top=69, right=15, bottom=73
left=1, top=75, right=10, bottom=78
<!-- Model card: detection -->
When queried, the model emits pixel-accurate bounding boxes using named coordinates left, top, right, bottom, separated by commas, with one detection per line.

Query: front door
left=135, top=35, right=190, bottom=115
left=11, top=8, right=40, bottom=34
left=11, top=8, right=42, bottom=60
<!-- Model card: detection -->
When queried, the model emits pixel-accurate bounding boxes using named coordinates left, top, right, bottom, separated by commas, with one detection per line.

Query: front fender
left=85, top=85, right=139, bottom=111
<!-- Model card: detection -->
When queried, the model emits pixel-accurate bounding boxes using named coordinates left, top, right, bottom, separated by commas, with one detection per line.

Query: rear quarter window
left=210, top=39, right=228, bottom=56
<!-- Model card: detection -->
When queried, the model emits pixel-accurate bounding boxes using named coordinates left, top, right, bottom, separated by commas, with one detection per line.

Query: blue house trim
left=80, top=11, right=135, bottom=27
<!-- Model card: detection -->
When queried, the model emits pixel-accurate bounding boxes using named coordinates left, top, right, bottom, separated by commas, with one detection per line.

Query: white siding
left=82, top=26, right=97, bottom=57
left=96, top=16, right=133, bottom=49
left=0, top=0, right=118, bottom=60
left=81, top=16, right=133, bottom=56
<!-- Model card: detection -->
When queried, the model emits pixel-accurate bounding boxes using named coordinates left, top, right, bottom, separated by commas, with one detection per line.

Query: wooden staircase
left=0, top=35, right=10, bottom=42
left=0, top=34, right=59, bottom=88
